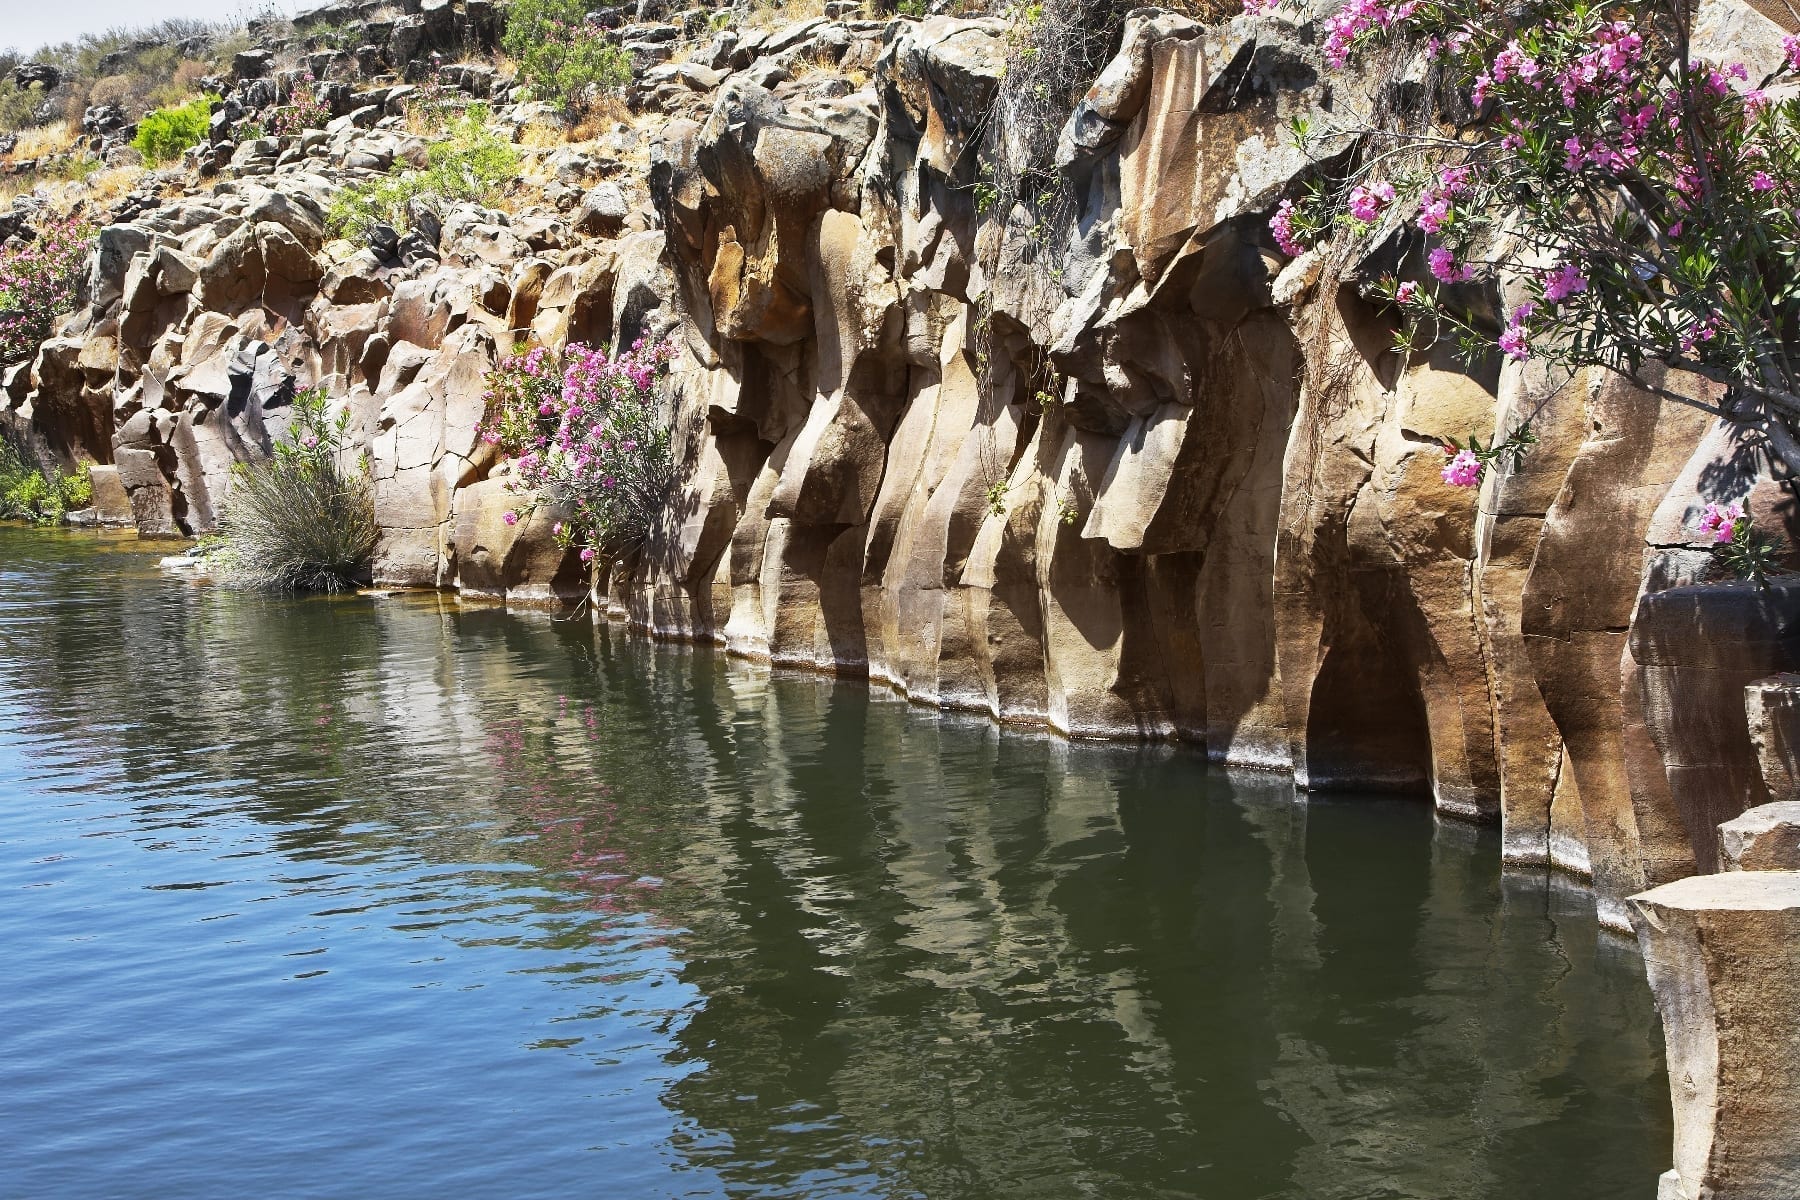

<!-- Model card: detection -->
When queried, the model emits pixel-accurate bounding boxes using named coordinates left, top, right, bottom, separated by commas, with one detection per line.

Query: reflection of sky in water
left=0, top=529, right=1668, bottom=1200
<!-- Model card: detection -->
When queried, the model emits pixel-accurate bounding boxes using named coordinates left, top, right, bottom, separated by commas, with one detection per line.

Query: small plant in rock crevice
left=1695, top=500, right=1788, bottom=588
left=217, top=387, right=378, bottom=593
left=268, top=73, right=330, bottom=138
left=478, top=338, right=679, bottom=566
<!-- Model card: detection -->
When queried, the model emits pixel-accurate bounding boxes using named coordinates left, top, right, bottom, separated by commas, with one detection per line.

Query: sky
left=2, top=0, right=302, bottom=56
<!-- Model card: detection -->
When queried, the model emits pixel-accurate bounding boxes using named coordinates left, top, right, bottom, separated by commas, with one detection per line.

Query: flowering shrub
left=501, top=0, right=633, bottom=116
left=1259, top=0, right=1800, bottom=474
left=219, top=387, right=378, bottom=592
left=1438, top=423, right=1537, bottom=488
left=478, top=338, right=679, bottom=565
left=269, top=74, right=331, bottom=138
left=1694, top=500, right=1786, bottom=586
left=0, top=214, right=96, bottom=365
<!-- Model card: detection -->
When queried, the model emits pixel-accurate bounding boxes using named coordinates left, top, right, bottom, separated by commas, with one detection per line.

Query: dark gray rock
left=234, top=49, right=275, bottom=80
left=13, top=62, right=60, bottom=91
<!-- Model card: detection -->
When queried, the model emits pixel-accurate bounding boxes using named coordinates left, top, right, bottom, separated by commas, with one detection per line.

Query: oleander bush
left=218, top=388, right=378, bottom=592
left=0, top=212, right=96, bottom=366
left=477, top=338, right=678, bottom=565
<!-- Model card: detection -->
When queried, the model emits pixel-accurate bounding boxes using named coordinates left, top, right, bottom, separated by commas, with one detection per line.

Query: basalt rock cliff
left=2, top=0, right=1799, bottom=944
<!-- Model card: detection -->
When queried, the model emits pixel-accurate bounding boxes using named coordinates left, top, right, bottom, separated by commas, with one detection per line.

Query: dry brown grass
left=741, top=0, right=829, bottom=31
left=570, top=96, right=631, bottom=140
left=6, top=122, right=79, bottom=163
left=85, top=165, right=148, bottom=204
left=518, top=119, right=564, bottom=149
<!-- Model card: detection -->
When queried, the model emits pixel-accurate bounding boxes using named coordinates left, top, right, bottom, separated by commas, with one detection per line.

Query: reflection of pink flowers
left=1697, top=501, right=1744, bottom=543
left=1442, top=448, right=1483, bottom=488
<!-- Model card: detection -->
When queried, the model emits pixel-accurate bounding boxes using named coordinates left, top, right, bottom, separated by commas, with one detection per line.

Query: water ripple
left=0, top=528, right=1668, bottom=1200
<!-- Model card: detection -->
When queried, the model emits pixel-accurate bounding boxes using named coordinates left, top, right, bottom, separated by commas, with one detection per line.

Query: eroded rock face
left=1631, top=871, right=1800, bottom=1200
left=7, top=0, right=1798, bottom=942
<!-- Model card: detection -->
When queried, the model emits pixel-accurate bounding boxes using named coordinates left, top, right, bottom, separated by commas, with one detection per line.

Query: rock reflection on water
left=0, top=529, right=1667, bottom=1200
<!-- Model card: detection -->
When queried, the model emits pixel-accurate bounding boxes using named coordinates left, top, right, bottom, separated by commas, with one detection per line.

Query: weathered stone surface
left=1720, top=802, right=1800, bottom=871
left=1632, top=871, right=1800, bottom=1200
left=1630, top=581, right=1800, bottom=875
left=1745, top=673, right=1800, bottom=802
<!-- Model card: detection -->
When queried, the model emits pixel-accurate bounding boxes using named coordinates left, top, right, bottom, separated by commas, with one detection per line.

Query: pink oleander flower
left=1543, top=262, right=1588, bottom=303
left=1752, top=171, right=1775, bottom=192
left=1395, top=280, right=1420, bottom=303
left=503, top=510, right=519, bottom=526
left=1498, top=305, right=1533, bottom=361
left=580, top=547, right=596, bottom=562
left=1428, top=246, right=1474, bottom=283
left=1442, top=448, right=1483, bottom=487
left=1696, top=501, right=1744, bottom=543
left=1347, top=179, right=1397, bottom=222
left=301, top=433, right=319, bottom=449
left=1785, top=34, right=1800, bottom=71
left=1270, top=198, right=1307, bottom=256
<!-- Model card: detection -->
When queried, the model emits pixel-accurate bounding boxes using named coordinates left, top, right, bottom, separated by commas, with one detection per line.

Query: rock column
left=1630, top=869, right=1800, bottom=1200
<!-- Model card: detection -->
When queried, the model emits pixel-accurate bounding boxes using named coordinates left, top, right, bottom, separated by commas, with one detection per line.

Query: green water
left=0, top=527, right=1669, bottom=1198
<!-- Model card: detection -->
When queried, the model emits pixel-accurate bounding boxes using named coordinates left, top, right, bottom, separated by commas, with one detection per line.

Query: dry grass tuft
left=6, top=122, right=79, bottom=163
left=740, top=0, right=829, bottom=31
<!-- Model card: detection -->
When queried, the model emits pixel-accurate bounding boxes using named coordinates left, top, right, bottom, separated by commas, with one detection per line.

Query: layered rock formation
left=1, top=0, right=1797, bottom=947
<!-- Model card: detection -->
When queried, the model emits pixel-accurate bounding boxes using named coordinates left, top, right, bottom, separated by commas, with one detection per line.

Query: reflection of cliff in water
left=0, top=530, right=1668, bottom=1199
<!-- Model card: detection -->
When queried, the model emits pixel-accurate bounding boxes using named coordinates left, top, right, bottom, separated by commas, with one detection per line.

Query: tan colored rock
left=448, top=476, right=584, bottom=606
left=1719, top=802, right=1800, bottom=871
left=1745, top=674, right=1800, bottom=802
left=1631, top=871, right=1800, bottom=1200
left=1630, top=581, right=1800, bottom=874
left=84, top=465, right=134, bottom=526
left=1525, top=369, right=1715, bottom=929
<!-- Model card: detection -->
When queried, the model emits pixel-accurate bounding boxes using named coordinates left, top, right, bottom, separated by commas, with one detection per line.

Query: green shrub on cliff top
left=132, top=95, right=214, bottom=165
left=502, top=0, right=632, bottom=115
left=326, top=106, right=519, bottom=240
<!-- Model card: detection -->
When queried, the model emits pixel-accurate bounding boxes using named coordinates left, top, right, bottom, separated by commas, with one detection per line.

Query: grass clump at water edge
left=215, top=387, right=378, bottom=593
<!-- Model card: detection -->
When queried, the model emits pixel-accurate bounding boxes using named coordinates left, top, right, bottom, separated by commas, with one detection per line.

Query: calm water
left=0, top=527, right=1669, bottom=1199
